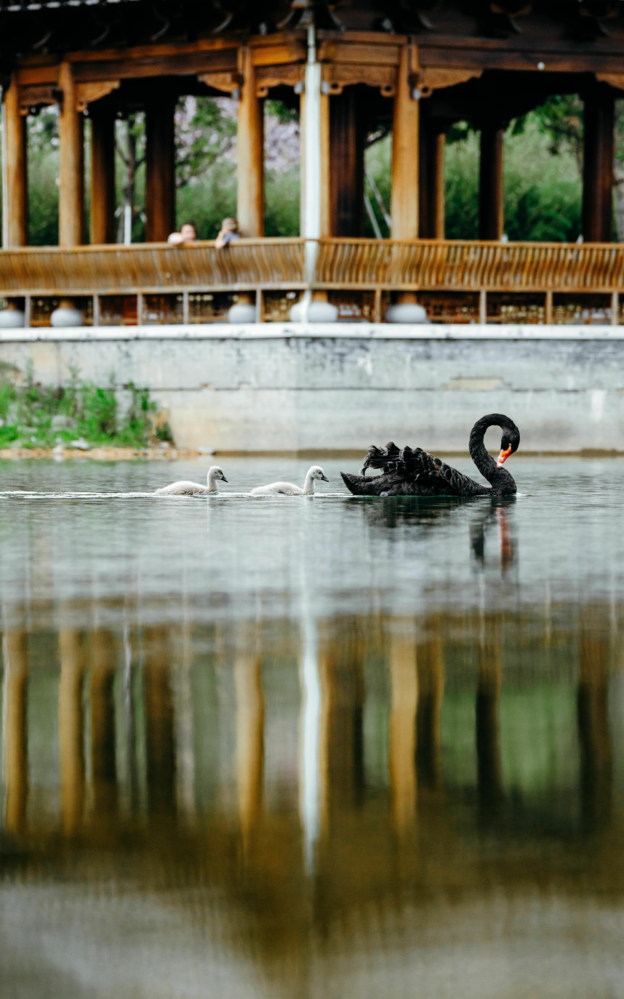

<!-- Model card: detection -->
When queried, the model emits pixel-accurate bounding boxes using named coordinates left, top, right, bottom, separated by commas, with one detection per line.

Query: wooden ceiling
left=3, top=0, right=624, bottom=61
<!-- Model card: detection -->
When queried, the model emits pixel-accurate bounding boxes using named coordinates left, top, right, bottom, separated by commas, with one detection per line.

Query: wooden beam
left=479, top=123, right=504, bottom=241
left=329, top=88, right=365, bottom=237
left=2, top=74, right=28, bottom=248
left=237, top=47, right=264, bottom=238
left=90, top=105, right=116, bottom=244
left=59, top=61, right=85, bottom=246
left=391, top=44, right=419, bottom=240
left=145, top=96, right=176, bottom=242
left=583, top=85, right=615, bottom=243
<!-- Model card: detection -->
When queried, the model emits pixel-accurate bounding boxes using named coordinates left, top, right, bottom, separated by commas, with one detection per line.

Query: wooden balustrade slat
left=1, top=238, right=624, bottom=299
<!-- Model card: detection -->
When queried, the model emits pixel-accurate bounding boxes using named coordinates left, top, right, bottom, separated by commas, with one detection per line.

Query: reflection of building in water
left=58, top=629, right=87, bottom=835
left=0, top=599, right=622, bottom=995
left=3, top=631, right=29, bottom=835
left=0, top=600, right=619, bottom=843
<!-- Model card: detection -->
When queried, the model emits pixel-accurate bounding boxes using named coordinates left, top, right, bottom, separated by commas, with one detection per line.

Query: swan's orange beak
left=496, top=445, right=513, bottom=468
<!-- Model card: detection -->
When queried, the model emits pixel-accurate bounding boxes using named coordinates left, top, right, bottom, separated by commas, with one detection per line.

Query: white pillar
left=299, top=25, right=324, bottom=319
left=302, top=26, right=322, bottom=241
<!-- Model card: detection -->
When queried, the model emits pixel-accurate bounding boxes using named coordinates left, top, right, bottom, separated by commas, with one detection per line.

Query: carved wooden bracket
left=418, top=67, right=483, bottom=97
left=198, top=71, right=242, bottom=95
left=596, top=72, right=624, bottom=90
left=19, top=84, right=57, bottom=115
left=76, top=80, right=120, bottom=112
left=255, top=63, right=304, bottom=97
left=322, top=63, right=397, bottom=97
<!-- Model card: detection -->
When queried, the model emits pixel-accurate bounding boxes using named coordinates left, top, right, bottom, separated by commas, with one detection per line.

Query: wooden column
left=237, top=47, right=264, bottom=237
left=391, top=43, right=419, bottom=240
left=583, top=86, right=615, bottom=243
left=389, top=629, right=418, bottom=835
left=329, top=88, right=365, bottom=237
left=431, top=129, right=446, bottom=239
left=58, top=630, right=86, bottom=834
left=479, top=123, right=504, bottom=241
left=145, top=97, right=176, bottom=243
left=2, top=75, right=28, bottom=247
left=419, top=121, right=445, bottom=239
left=59, top=62, right=85, bottom=246
left=90, top=106, right=116, bottom=244
left=3, top=632, right=29, bottom=834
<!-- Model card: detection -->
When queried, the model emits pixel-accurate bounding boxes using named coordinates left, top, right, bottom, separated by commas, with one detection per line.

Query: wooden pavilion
left=2, top=0, right=624, bottom=325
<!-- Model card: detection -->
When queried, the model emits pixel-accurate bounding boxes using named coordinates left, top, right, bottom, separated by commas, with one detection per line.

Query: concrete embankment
left=1, top=322, right=623, bottom=453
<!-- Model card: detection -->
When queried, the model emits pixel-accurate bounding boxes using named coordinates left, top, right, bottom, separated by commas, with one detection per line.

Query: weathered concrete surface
left=1, top=323, right=624, bottom=452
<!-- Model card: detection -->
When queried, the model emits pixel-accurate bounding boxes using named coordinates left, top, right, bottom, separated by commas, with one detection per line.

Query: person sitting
left=168, top=222, right=197, bottom=246
left=215, top=217, right=241, bottom=248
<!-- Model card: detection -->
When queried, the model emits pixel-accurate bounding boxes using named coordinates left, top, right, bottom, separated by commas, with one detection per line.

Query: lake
left=0, top=454, right=623, bottom=999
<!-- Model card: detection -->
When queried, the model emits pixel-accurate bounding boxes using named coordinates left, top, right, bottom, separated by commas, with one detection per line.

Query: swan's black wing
left=343, top=443, right=490, bottom=497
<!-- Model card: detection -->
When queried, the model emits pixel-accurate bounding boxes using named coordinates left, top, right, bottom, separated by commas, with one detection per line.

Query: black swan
left=341, top=414, right=520, bottom=497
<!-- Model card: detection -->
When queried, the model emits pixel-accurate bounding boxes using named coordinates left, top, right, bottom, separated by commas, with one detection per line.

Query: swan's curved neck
left=302, top=471, right=315, bottom=495
left=206, top=469, right=219, bottom=493
left=469, top=414, right=515, bottom=491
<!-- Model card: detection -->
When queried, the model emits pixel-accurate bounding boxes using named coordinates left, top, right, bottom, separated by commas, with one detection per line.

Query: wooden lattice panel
left=327, top=291, right=376, bottom=321
left=30, top=296, right=93, bottom=327
left=487, top=293, right=546, bottom=325
left=262, top=291, right=300, bottom=322
left=143, top=294, right=184, bottom=325
left=188, top=292, right=234, bottom=323
left=552, top=293, right=612, bottom=325
left=416, top=292, right=480, bottom=324
left=99, top=295, right=138, bottom=326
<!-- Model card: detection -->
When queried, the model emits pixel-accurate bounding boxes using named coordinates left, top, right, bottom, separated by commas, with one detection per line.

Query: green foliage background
left=6, top=93, right=624, bottom=245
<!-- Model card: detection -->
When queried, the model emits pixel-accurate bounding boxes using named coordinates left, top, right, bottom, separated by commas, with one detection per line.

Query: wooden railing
left=1, top=237, right=624, bottom=325
left=2, top=237, right=624, bottom=295
left=314, top=239, right=624, bottom=292
left=0, top=238, right=307, bottom=295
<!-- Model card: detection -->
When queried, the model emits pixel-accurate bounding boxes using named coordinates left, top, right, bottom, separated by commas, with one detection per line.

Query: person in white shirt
left=168, top=222, right=197, bottom=245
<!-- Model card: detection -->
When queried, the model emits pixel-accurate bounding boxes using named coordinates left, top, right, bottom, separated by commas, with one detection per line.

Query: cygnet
left=250, top=465, right=329, bottom=496
left=155, top=465, right=228, bottom=496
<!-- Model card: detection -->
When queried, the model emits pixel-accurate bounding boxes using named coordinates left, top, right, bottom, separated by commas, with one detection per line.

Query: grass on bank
left=0, top=365, right=171, bottom=450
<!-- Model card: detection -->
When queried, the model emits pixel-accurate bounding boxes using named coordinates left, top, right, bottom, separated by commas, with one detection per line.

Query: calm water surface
left=0, top=455, right=623, bottom=998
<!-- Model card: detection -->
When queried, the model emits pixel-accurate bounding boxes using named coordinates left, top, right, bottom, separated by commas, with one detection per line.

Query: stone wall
left=1, top=323, right=623, bottom=452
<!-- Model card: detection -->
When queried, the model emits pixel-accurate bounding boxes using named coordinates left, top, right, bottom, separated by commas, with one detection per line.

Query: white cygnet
left=154, top=465, right=228, bottom=496
left=250, top=465, right=329, bottom=496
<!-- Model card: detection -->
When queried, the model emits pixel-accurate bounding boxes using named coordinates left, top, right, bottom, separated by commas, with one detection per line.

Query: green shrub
left=0, top=366, right=158, bottom=450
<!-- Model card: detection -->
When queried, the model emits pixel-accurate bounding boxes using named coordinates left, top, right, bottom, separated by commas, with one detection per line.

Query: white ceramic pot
left=50, top=306, right=84, bottom=328
left=385, top=303, right=429, bottom=324
left=227, top=303, right=256, bottom=324
left=0, top=307, right=25, bottom=328
left=289, top=300, right=339, bottom=323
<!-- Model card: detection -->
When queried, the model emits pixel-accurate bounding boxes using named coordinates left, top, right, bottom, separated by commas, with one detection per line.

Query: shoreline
left=1, top=448, right=624, bottom=461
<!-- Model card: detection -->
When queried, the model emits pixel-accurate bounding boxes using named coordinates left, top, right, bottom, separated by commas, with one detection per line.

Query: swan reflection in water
left=470, top=499, right=517, bottom=573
